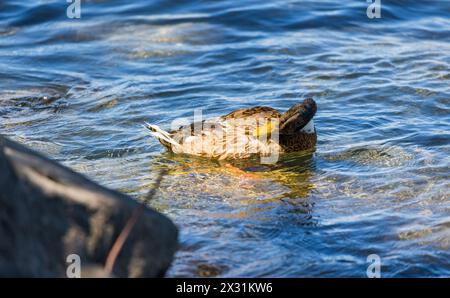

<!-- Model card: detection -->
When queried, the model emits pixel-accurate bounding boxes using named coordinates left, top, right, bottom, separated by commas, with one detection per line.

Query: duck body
left=146, top=98, right=317, bottom=160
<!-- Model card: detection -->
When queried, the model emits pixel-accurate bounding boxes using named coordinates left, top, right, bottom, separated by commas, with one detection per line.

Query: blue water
left=1, top=0, right=449, bottom=277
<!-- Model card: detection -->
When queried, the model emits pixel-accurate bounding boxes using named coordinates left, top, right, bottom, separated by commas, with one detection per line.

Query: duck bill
left=253, top=120, right=278, bottom=138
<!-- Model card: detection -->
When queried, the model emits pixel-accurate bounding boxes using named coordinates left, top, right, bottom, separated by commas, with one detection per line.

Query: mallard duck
left=146, top=98, right=317, bottom=160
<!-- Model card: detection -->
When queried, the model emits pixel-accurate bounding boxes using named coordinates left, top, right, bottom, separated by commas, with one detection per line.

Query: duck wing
left=165, top=107, right=281, bottom=159
left=222, top=106, right=281, bottom=120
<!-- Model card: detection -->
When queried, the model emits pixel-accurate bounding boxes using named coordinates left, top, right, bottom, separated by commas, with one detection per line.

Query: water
left=1, top=0, right=449, bottom=277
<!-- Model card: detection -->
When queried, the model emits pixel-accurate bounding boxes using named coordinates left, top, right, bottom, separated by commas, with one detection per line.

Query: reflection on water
left=1, top=0, right=449, bottom=277
left=150, top=151, right=316, bottom=220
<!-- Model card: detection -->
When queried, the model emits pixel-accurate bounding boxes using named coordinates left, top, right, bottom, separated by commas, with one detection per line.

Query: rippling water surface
left=1, top=1, right=449, bottom=277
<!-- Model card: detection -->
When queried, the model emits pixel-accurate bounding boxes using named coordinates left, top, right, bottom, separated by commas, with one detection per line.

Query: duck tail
left=144, top=122, right=180, bottom=149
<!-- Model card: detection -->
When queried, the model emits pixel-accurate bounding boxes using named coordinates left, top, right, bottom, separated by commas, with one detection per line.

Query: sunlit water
left=1, top=1, right=449, bottom=277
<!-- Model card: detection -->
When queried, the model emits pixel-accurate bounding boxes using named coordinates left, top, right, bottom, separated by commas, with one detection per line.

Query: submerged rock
left=0, top=136, right=178, bottom=277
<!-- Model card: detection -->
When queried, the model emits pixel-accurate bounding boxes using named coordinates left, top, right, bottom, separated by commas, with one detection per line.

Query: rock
left=0, top=136, right=178, bottom=277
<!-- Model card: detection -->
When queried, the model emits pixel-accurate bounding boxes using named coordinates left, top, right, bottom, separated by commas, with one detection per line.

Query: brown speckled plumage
left=222, top=106, right=281, bottom=120
left=279, top=132, right=317, bottom=152
left=146, top=98, right=317, bottom=160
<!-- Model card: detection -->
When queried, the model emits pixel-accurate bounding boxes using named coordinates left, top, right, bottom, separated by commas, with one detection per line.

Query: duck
left=145, top=98, right=317, bottom=161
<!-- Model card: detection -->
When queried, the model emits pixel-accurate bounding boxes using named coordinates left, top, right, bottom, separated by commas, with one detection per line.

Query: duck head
left=278, top=98, right=317, bottom=152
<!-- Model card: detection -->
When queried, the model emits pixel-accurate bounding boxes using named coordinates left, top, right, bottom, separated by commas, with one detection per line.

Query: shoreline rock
left=0, top=136, right=178, bottom=277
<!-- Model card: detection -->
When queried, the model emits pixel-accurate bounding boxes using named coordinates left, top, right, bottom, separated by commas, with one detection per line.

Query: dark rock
left=0, top=136, right=178, bottom=277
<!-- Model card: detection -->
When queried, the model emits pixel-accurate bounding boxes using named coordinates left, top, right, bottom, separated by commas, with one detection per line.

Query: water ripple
left=1, top=0, right=449, bottom=277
